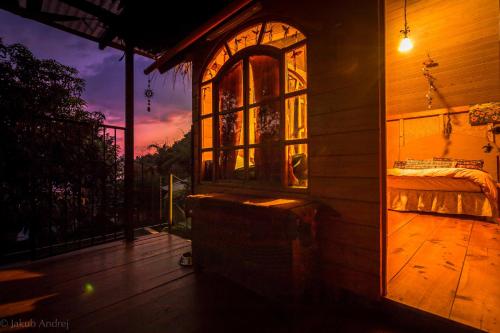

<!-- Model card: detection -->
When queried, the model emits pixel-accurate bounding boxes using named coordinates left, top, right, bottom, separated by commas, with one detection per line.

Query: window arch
left=199, top=21, right=308, bottom=188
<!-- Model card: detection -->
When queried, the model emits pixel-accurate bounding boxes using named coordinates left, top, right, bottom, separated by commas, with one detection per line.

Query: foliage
left=137, top=131, right=191, bottom=180
left=0, top=39, right=122, bottom=254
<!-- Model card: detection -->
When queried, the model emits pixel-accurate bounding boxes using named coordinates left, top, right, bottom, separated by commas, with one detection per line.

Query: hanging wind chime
left=145, top=77, right=154, bottom=112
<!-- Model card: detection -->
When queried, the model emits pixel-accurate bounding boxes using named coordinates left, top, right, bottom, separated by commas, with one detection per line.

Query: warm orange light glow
left=0, top=269, right=44, bottom=283
left=398, top=36, right=413, bottom=52
left=0, top=294, right=58, bottom=317
left=243, top=198, right=298, bottom=206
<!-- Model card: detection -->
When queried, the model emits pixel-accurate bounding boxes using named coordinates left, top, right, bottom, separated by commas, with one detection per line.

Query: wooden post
left=123, top=42, right=135, bottom=242
left=159, top=176, right=162, bottom=223
left=168, top=173, right=173, bottom=232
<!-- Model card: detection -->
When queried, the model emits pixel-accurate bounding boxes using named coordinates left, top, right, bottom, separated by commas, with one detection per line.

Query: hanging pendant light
left=398, top=0, right=413, bottom=52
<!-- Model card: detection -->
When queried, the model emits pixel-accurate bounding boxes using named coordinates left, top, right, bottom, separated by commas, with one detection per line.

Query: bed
left=387, top=162, right=498, bottom=218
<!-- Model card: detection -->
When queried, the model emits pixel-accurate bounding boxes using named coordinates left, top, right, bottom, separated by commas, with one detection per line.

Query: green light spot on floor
left=84, top=282, right=94, bottom=294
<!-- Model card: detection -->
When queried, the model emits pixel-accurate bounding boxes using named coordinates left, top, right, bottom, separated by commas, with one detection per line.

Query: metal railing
left=0, top=116, right=126, bottom=263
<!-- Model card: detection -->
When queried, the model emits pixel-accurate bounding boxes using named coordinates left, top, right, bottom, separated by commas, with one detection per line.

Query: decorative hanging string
left=422, top=54, right=438, bottom=109
left=145, top=76, right=154, bottom=112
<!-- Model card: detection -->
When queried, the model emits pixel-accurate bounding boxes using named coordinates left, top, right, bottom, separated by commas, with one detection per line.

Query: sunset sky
left=0, top=10, right=192, bottom=156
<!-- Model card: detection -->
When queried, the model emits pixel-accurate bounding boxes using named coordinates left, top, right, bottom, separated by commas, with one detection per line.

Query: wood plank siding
left=386, top=0, right=500, bottom=116
left=190, top=0, right=385, bottom=300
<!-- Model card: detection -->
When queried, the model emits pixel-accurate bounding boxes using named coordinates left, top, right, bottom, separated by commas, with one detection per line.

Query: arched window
left=200, top=21, right=308, bottom=188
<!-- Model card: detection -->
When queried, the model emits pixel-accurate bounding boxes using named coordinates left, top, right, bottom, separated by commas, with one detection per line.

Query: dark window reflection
left=219, top=61, right=243, bottom=111
left=249, top=55, right=280, bottom=104
left=249, top=147, right=281, bottom=184
left=219, top=111, right=243, bottom=147
left=218, top=149, right=245, bottom=180
left=249, top=102, right=280, bottom=144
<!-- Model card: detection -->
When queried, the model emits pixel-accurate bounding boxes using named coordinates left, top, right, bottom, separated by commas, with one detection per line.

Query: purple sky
left=0, top=9, right=192, bottom=155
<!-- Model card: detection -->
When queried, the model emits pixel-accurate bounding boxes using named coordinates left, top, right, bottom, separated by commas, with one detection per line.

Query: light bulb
left=398, top=36, right=413, bottom=52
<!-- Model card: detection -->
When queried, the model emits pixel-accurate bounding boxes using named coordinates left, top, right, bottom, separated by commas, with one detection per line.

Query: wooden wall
left=387, top=108, right=499, bottom=179
left=386, top=0, right=500, bottom=115
left=190, top=0, right=385, bottom=300
left=386, top=0, right=500, bottom=178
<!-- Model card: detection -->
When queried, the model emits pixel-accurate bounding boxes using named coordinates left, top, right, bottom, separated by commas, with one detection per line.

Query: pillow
left=455, top=159, right=484, bottom=170
left=393, top=160, right=406, bottom=169
left=405, top=159, right=435, bottom=169
left=432, top=157, right=456, bottom=168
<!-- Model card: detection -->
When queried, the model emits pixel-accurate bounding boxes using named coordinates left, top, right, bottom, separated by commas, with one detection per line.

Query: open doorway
left=384, top=0, right=500, bottom=331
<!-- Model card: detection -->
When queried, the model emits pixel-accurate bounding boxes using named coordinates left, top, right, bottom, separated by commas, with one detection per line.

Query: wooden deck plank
left=0, top=235, right=192, bottom=322
left=0, top=235, right=188, bottom=288
left=387, top=217, right=472, bottom=318
left=387, top=214, right=439, bottom=281
left=450, top=246, right=500, bottom=332
left=70, top=274, right=198, bottom=333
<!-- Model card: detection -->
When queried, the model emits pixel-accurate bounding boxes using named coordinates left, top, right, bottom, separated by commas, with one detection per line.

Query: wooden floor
left=0, top=232, right=410, bottom=333
left=387, top=210, right=500, bottom=332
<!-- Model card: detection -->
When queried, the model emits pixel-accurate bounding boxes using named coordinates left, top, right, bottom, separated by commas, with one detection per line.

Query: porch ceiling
left=0, top=0, right=240, bottom=58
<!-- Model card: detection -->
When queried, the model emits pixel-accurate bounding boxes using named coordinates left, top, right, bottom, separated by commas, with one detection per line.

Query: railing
left=166, top=174, right=191, bottom=239
left=0, top=116, right=126, bottom=263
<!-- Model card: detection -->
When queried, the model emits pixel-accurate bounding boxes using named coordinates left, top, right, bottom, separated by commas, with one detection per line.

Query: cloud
left=1, top=9, right=192, bottom=155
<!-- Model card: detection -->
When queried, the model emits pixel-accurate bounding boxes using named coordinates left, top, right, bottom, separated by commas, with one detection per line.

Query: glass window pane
left=219, top=149, right=245, bottom=180
left=203, top=47, right=230, bottom=82
left=201, top=118, right=213, bottom=149
left=201, top=83, right=212, bottom=116
left=249, top=55, right=280, bottom=104
left=286, top=45, right=307, bottom=92
left=201, top=151, right=213, bottom=181
left=219, top=61, right=243, bottom=111
left=219, top=111, right=244, bottom=147
left=227, top=24, right=262, bottom=55
left=249, top=147, right=281, bottom=184
left=286, top=144, right=308, bottom=188
left=262, top=22, right=306, bottom=49
left=249, top=101, right=280, bottom=144
left=285, top=95, right=307, bottom=140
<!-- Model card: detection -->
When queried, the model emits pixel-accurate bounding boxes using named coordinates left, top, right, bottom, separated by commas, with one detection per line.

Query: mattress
left=387, top=167, right=498, bottom=218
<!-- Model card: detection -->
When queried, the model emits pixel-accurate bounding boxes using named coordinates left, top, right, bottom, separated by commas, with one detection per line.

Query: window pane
left=249, top=55, right=280, bottom=104
left=201, top=151, right=213, bottom=181
left=249, top=101, right=280, bottom=144
left=219, top=111, right=244, bottom=147
left=286, top=45, right=307, bottom=92
left=219, top=149, right=245, bottom=180
left=219, top=61, right=243, bottom=111
left=285, top=95, right=307, bottom=140
left=286, top=144, right=308, bottom=188
left=227, top=24, right=262, bottom=55
left=262, top=22, right=306, bottom=49
left=201, top=83, right=212, bottom=116
left=203, top=47, right=230, bottom=82
left=249, top=147, right=281, bottom=184
left=201, top=118, right=213, bottom=149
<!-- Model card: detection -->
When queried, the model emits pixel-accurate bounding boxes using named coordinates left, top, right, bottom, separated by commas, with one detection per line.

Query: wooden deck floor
left=387, top=210, right=500, bottom=332
left=0, top=232, right=411, bottom=333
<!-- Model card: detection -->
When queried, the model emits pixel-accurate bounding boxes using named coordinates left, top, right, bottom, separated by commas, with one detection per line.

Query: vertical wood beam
left=124, top=42, right=135, bottom=242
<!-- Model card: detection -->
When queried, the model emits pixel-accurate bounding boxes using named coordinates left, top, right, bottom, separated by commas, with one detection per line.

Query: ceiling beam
left=144, top=0, right=256, bottom=74
left=0, top=1, right=155, bottom=59
left=58, top=0, right=118, bottom=24
left=56, top=0, right=123, bottom=50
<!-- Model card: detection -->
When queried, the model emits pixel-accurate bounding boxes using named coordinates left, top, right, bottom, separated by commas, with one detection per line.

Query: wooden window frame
left=199, top=22, right=308, bottom=191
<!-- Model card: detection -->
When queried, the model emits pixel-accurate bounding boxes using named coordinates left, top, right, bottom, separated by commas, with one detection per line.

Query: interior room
left=385, top=0, right=500, bottom=331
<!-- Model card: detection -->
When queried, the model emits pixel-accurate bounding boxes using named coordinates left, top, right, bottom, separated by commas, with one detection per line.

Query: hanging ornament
left=144, top=77, right=154, bottom=112
left=422, top=54, right=439, bottom=109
